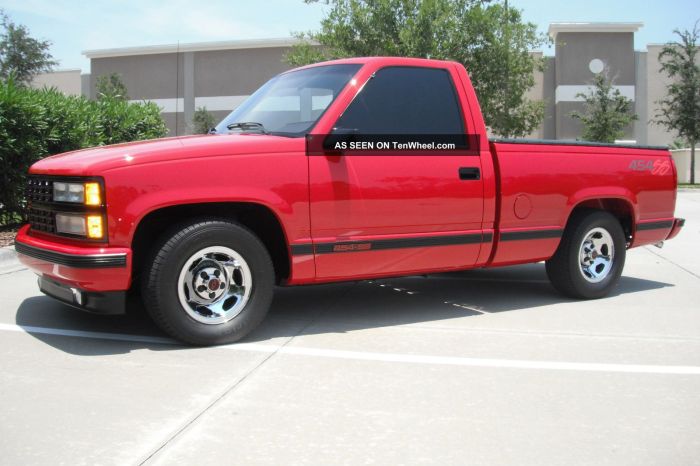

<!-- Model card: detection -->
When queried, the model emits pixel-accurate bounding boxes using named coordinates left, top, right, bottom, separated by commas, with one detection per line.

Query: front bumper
left=14, top=225, right=132, bottom=314
left=38, top=275, right=126, bottom=315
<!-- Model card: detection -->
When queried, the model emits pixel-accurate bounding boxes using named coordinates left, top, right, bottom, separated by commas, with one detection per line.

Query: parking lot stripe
left=2, top=322, right=700, bottom=375
left=267, top=346, right=700, bottom=375
left=0, top=322, right=175, bottom=345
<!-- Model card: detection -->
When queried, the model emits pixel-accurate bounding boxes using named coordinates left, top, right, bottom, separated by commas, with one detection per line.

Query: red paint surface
left=16, top=57, right=683, bottom=292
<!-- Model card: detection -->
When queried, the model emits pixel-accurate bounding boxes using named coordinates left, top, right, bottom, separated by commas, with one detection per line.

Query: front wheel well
left=131, top=203, right=290, bottom=285
left=568, top=198, right=635, bottom=243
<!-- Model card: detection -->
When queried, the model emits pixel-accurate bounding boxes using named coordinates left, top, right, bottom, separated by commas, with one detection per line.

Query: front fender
left=100, top=153, right=310, bottom=247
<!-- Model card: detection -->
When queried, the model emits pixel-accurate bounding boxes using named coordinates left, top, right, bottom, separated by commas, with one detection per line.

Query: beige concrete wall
left=541, top=56, right=557, bottom=139
left=671, top=149, right=700, bottom=184
left=89, top=47, right=293, bottom=135
left=634, top=51, right=647, bottom=144
left=555, top=32, right=636, bottom=86
left=523, top=52, right=545, bottom=139
left=194, top=47, right=292, bottom=97
left=554, top=31, right=637, bottom=141
left=646, top=45, right=676, bottom=146
left=30, top=69, right=83, bottom=96
left=91, top=53, right=184, bottom=101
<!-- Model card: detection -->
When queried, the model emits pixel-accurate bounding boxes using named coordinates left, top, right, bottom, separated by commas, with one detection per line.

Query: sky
left=1, top=0, right=698, bottom=72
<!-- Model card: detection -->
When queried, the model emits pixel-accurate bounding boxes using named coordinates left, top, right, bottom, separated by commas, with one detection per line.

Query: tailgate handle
left=459, top=167, right=480, bottom=180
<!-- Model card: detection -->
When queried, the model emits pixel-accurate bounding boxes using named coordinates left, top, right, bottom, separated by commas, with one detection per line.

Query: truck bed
left=486, top=139, right=677, bottom=266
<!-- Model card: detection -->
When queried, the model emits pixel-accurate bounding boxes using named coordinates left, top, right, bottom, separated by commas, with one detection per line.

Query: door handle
left=459, top=167, right=480, bottom=180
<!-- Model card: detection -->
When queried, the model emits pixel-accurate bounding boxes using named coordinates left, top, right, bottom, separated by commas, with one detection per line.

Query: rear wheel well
left=569, top=198, right=634, bottom=243
left=131, top=203, right=290, bottom=285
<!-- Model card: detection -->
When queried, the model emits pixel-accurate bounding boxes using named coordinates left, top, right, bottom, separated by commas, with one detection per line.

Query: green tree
left=569, top=71, right=637, bottom=143
left=286, top=0, right=547, bottom=138
left=655, top=22, right=700, bottom=184
left=0, top=10, right=57, bottom=85
left=95, top=73, right=129, bottom=101
left=0, top=78, right=167, bottom=224
left=193, top=106, right=216, bottom=134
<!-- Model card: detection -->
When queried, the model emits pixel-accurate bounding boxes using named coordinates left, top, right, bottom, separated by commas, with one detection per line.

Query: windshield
left=214, top=64, right=362, bottom=137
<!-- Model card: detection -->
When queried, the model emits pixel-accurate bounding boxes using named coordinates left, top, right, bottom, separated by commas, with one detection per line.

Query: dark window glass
left=334, top=67, right=465, bottom=134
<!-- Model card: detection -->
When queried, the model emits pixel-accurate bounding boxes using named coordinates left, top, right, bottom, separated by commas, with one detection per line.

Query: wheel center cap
left=208, top=278, right=221, bottom=291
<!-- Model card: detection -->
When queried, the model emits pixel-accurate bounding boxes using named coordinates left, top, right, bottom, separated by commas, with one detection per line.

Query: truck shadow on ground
left=15, top=263, right=673, bottom=356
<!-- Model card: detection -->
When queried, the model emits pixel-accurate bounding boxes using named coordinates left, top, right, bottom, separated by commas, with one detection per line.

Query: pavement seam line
left=0, top=267, right=27, bottom=276
left=643, top=246, right=700, bottom=280
left=137, top=341, right=287, bottom=465
left=138, top=283, right=360, bottom=465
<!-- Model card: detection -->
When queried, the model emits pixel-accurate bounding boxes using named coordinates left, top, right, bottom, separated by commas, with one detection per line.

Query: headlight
left=53, top=182, right=102, bottom=205
left=55, top=213, right=104, bottom=239
left=28, top=176, right=107, bottom=242
left=55, top=214, right=86, bottom=236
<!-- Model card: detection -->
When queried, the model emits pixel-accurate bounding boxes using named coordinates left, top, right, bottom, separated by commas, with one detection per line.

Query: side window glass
left=335, top=67, right=465, bottom=134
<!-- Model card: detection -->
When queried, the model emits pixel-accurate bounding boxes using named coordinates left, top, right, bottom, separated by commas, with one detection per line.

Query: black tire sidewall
left=147, top=221, right=274, bottom=345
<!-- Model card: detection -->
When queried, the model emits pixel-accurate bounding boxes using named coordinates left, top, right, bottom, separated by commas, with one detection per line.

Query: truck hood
left=30, top=134, right=306, bottom=176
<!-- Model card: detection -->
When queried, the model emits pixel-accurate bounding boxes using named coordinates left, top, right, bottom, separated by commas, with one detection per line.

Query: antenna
left=175, top=41, right=180, bottom=136
left=504, top=0, right=510, bottom=138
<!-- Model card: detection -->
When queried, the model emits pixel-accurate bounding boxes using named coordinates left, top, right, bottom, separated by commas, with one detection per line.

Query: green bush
left=0, top=77, right=167, bottom=224
left=192, top=106, right=215, bottom=134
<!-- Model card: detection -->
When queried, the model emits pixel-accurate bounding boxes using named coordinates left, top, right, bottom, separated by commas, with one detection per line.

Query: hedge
left=0, top=77, right=168, bottom=224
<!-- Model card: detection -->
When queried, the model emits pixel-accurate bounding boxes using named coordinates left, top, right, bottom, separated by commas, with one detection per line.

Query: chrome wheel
left=177, top=246, right=252, bottom=324
left=578, top=227, right=615, bottom=283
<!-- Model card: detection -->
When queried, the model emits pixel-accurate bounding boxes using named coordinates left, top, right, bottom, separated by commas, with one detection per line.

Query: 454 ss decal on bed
left=629, top=159, right=672, bottom=175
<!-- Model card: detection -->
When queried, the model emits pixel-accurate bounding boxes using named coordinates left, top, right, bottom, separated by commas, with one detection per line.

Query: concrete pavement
left=1, top=192, right=699, bottom=465
left=0, top=246, right=22, bottom=274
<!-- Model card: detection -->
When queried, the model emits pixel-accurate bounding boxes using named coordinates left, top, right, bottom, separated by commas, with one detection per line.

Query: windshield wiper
left=226, top=121, right=269, bottom=134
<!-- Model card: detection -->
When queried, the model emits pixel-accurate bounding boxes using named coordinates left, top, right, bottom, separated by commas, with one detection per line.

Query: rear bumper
left=14, top=225, right=132, bottom=292
left=665, top=218, right=685, bottom=241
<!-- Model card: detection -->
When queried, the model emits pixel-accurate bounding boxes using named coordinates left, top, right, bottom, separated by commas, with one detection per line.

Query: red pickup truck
left=16, top=57, right=684, bottom=345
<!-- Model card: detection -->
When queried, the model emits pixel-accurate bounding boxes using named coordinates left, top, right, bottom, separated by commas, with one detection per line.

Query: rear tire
left=546, top=210, right=626, bottom=299
left=142, top=219, right=274, bottom=345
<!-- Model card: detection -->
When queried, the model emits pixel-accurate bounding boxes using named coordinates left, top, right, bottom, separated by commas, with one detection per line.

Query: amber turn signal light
left=86, top=215, right=104, bottom=239
left=84, top=182, right=101, bottom=206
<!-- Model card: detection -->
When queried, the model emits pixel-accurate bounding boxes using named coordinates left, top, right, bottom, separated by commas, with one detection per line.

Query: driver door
left=308, top=65, right=485, bottom=280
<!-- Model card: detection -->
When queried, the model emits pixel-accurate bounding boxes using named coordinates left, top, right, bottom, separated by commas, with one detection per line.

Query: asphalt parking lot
left=1, top=191, right=699, bottom=466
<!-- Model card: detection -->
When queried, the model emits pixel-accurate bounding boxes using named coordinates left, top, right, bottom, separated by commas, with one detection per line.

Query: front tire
left=142, top=220, right=274, bottom=345
left=546, top=210, right=626, bottom=299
